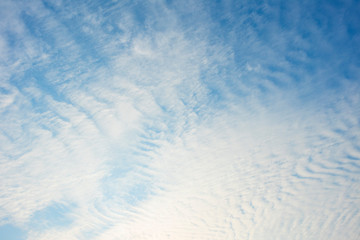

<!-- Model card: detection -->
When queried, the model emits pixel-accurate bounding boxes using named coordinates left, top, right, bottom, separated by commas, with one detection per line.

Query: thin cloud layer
left=0, top=0, right=359, bottom=239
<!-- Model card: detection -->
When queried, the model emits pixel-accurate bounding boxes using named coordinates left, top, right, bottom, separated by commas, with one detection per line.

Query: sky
left=0, top=0, right=360, bottom=239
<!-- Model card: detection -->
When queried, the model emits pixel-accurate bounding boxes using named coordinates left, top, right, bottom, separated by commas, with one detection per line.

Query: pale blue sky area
left=0, top=224, right=26, bottom=240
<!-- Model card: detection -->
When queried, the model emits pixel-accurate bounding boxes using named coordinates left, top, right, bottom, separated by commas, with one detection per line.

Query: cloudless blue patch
left=0, top=86, right=11, bottom=95
left=347, top=155, right=360, bottom=161
left=4, top=29, right=19, bottom=50
left=15, top=70, right=66, bottom=106
left=131, top=2, right=148, bottom=32
left=41, top=0, right=62, bottom=14
left=125, top=183, right=151, bottom=205
left=29, top=202, right=75, bottom=230
left=206, top=86, right=222, bottom=102
left=102, top=169, right=152, bottom=206
left=0, top=224, right=26, bottom=240
left=21, top=11, right=55, bottom=48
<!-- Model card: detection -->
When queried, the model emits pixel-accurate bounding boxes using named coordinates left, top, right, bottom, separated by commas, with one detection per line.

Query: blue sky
left=0, top=0, right=360, bottom=239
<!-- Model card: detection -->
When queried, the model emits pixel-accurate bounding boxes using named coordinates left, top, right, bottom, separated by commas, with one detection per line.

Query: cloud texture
left=0, top=0, right=360, bottom=239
